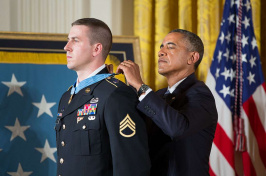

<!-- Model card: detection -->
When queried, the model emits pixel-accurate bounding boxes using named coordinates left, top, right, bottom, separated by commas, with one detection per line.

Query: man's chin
left=159, top=68, right=170, bottom=77
left=67, top=64, right=74, bottom=70
left=158, top=69, right=164, bottom=75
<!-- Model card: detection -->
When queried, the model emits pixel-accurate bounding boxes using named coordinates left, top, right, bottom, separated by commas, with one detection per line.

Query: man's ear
left=188, top=52, right=200, bottom=65
left=92, top=43, right=103, bottom=57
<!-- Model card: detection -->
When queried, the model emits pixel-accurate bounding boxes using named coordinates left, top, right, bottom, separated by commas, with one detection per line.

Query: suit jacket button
left=82, top=125, right=86, bottom=129
left=61, top=141, right=65, bottom=146
left=60, top=158, right=64, bottom=164
left=62, top=124, right=66, bottom=129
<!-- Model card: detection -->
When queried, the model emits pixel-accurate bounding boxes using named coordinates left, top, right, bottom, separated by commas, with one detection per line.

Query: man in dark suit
left=55, top=18, right=150, bottom=176
left=117, top=29, right=218, bottom=176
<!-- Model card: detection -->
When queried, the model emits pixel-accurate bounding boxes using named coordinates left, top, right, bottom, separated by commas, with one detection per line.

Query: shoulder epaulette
left=105, top=77, right=118, bottom=88
left=67, top=85, right=73, bottom=91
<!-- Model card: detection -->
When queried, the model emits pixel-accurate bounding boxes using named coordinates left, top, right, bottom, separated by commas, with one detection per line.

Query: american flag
left=0, top=62, right=76, bottom=175
left=206, top=0, right=266, bottom=175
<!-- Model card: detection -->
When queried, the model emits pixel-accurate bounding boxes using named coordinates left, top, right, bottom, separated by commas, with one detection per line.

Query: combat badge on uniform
left=119, top=114, right=136, bottom=137
left=90, top=98, right=99, bottom=103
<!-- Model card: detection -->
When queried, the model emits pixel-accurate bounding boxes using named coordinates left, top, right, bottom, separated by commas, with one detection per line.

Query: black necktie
left=163, top=90, right=172, bottom=103
left=163, top=90, right=170, bottom=98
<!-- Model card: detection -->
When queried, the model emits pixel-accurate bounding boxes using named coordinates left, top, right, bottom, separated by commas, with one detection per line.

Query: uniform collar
left=76, top=64, right=106, bottom=87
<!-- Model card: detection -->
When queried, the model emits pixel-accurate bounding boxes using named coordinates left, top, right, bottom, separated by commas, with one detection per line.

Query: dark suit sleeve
left=137, top=87, right=217, bottom=139
left=104, top=86, right=151, bottom=176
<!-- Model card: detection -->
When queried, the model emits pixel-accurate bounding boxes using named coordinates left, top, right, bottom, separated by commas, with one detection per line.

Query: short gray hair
left=169, top=29, right=204, bottom=70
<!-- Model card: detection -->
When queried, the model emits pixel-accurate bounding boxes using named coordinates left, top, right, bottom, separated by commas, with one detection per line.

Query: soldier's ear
left=92, top=43, right=103, bottom=57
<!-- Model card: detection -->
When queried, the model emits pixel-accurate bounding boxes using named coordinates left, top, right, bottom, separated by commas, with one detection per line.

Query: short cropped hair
left=72, top=18, right=112, bottom=59
left=169, top=29, right=204, bottom=70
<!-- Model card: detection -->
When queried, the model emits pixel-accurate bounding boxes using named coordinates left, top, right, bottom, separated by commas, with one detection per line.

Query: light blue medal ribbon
left=68, top=73, right=114, bottom=104
left=71, top=73, right=114, bottom=94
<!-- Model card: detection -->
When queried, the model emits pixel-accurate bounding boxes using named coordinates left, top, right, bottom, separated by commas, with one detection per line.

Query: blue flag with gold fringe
left=0, top=37, right=76, bottom=175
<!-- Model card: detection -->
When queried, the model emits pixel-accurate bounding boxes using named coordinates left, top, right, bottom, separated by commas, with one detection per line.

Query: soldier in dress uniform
left=55, top=18, right=150, bottom=176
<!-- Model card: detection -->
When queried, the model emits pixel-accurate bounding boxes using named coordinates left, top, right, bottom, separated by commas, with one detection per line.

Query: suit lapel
left=168, top=73, right=197, bottom=105
left=157, top=88, right=167, bottom=98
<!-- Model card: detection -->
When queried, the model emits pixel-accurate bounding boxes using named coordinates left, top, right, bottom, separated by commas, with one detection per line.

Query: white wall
left=0, top=0, right=10, bottom=31
left=0, top=0, right=133, bottom=35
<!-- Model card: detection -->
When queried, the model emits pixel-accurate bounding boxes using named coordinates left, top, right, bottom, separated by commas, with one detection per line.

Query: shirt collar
left=167, top=77, right=187, bottom=93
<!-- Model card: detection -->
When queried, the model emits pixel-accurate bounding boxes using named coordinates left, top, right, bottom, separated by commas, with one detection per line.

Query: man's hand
left=116, top=60, right=144, bottom=91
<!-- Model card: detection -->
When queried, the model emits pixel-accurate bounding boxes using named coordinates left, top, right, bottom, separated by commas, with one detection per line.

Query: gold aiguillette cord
left=68, top=94, right=74, bottom=104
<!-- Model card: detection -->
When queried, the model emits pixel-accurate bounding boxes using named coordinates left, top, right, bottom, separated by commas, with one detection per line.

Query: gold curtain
left=134, top=0, right=264, bottom=90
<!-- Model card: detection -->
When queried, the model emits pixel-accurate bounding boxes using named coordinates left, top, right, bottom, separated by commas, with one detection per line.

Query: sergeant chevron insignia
left=119, top=114, right=136, bottom=137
